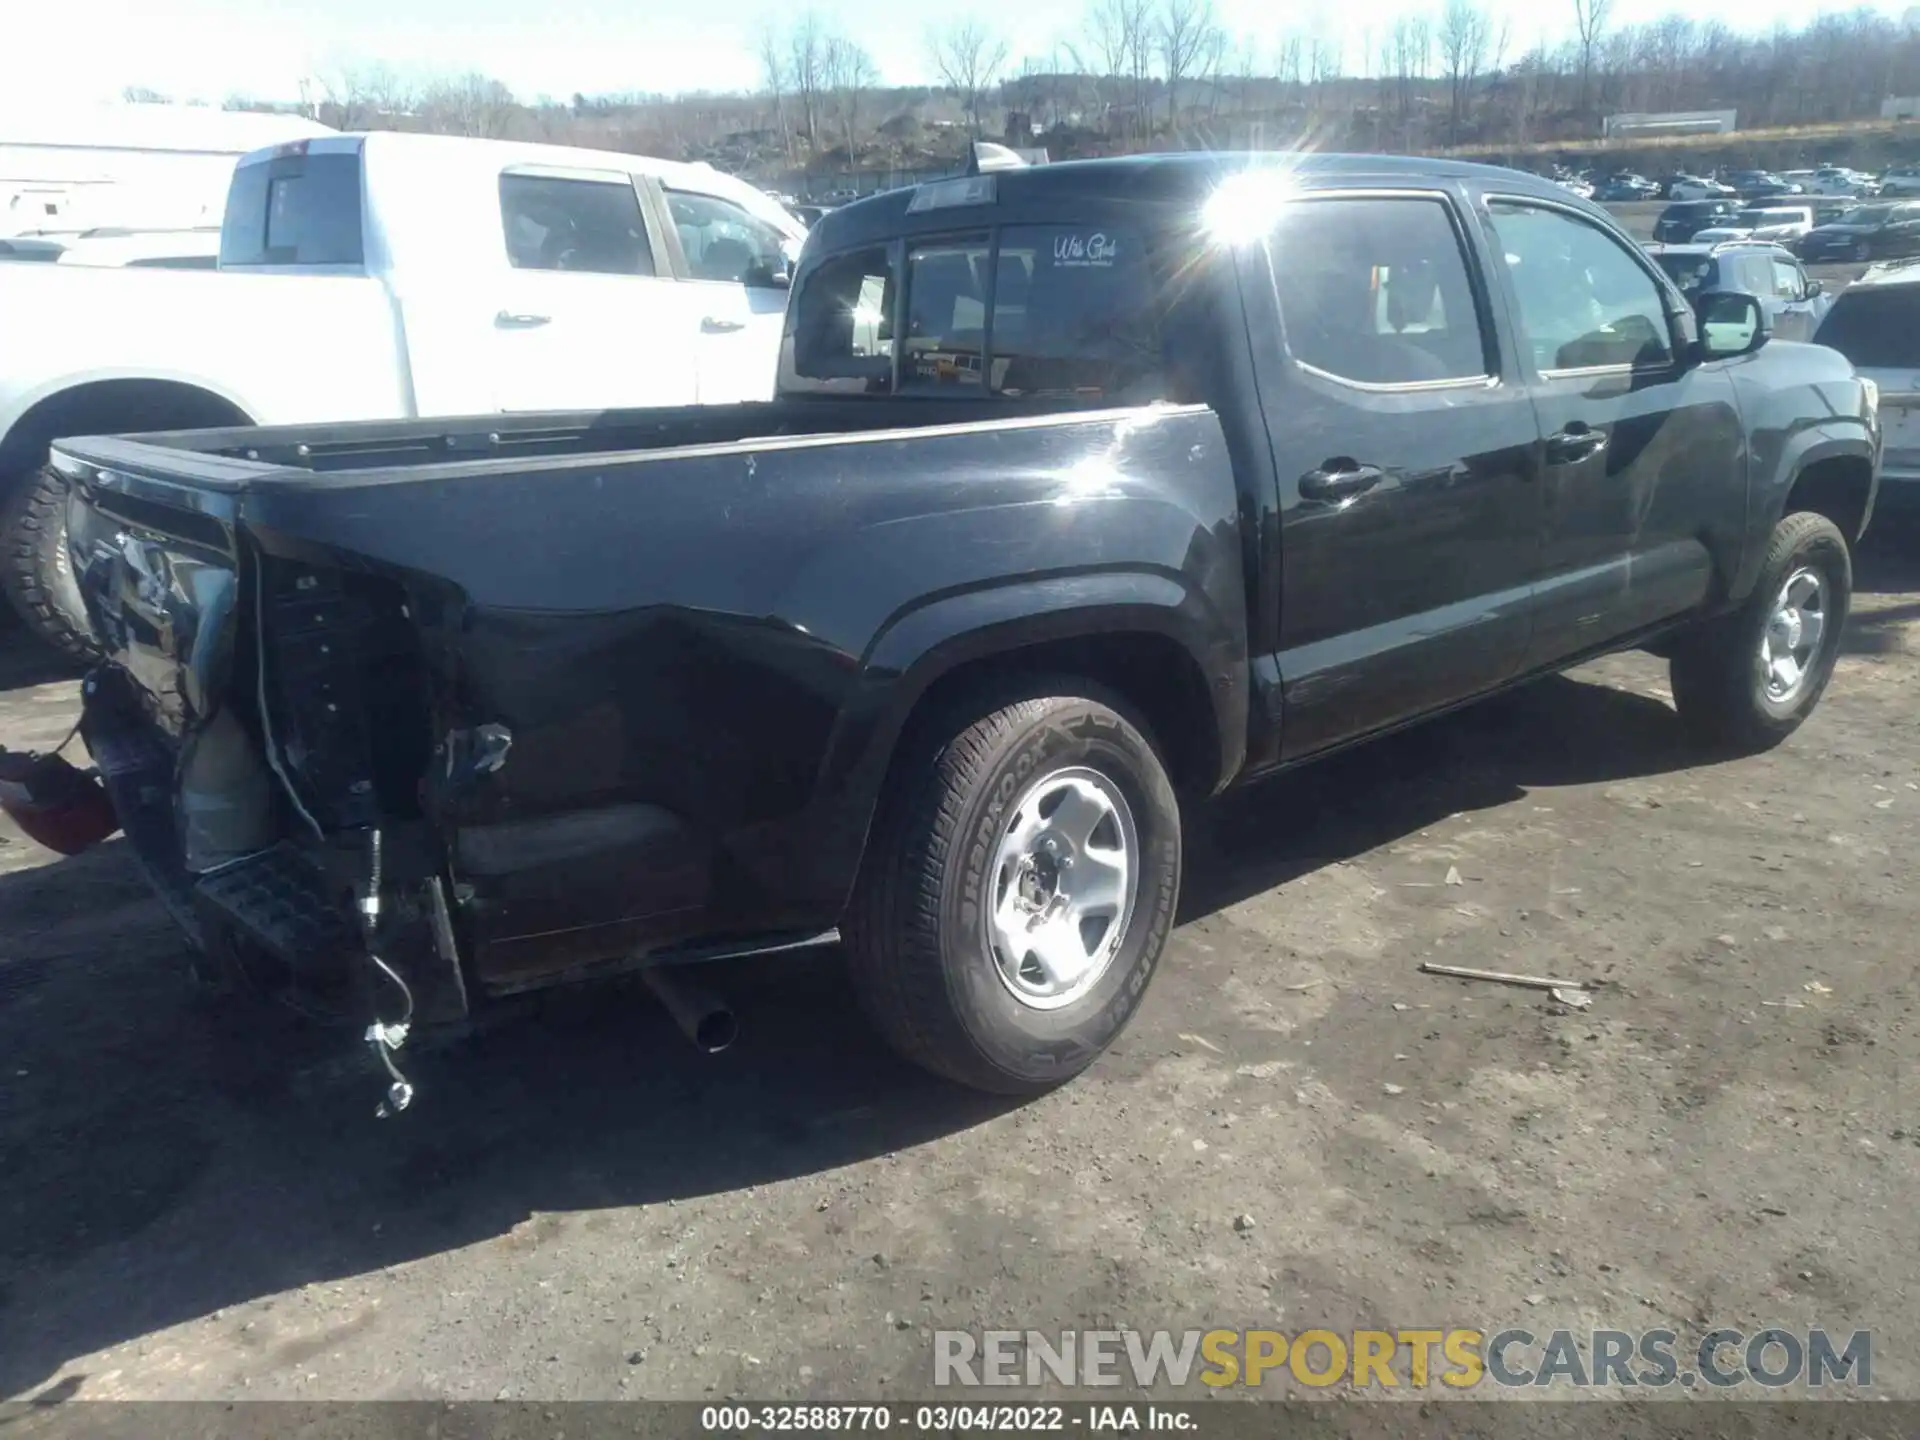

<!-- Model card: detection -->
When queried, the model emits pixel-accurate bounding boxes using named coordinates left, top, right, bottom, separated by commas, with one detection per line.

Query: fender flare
left=1732, top=424, right=1877, bottom=601
left=806, top=567, right=1245, bottom=909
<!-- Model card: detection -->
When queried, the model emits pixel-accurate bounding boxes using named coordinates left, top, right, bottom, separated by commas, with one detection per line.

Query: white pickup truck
left=0, top=131, right=806, bottom=657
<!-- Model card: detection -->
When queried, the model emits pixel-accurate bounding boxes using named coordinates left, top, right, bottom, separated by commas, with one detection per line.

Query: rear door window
left=894, top=225, right=1164, bottom=399
left=1814, top=288, right=1920, bottom=368
left=1266, top=195, right=1491, bottom=385
left=220, top=151, right=364, bottom=266
left=499, top=172, right=655, bottom=275
left=988, top=225, right=1162, bottom=399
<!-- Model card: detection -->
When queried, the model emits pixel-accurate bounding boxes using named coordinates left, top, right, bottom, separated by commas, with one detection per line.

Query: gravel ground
left=1, top=532, right=1916, bottom=1408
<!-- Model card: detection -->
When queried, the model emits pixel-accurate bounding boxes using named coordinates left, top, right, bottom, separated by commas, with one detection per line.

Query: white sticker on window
left=1054, top=232, right=1118, bottom=268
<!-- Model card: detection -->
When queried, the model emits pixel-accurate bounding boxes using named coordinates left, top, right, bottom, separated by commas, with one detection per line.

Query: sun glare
left=1202, top=170, right=1300, bottom=246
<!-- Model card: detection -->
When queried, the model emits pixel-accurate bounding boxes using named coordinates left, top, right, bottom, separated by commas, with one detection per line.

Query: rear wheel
left=1, top=465, right=98, bottom=664
left=1853, top=238, right=1872, bottom=261
left=1669, top=512, right=1851, bottom=753
left=844, top=687, right=1182, bottom=1094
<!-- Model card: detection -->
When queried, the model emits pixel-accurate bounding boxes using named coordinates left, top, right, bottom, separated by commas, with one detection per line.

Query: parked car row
left=1647, top=195, right=1920, bottom=262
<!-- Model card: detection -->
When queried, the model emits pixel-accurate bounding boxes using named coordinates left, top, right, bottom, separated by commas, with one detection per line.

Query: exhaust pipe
left=643, top=965, right=738, bottom=1054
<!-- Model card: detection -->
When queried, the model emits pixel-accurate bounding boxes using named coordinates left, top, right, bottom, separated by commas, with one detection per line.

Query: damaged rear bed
left=48, top=394, right=1219, bottom=1110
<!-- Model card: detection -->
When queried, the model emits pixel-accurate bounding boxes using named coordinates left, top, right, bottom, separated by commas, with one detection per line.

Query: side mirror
left=1806, top=278, right=1825, bottom=297
left=745, top=258, right=792, bottom=290
left=1695, top=290, right=1772, bottom=359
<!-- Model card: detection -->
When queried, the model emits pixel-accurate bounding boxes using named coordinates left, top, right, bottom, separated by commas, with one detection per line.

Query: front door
left=1243, top=187, right=1545, bottom=760
left=658, top=185, right=795, bottom=404
left=492, top=168, right=699, bottom=412
left=1481, top=195, right=1746, bottom=669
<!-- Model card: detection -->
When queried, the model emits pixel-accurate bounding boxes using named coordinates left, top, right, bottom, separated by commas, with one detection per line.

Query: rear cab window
left=220, top=147, right=365, bottom=267
left=1653, top=252, right=1715, bottom=295
left=790, top=219, right=1167, bottom=402
left=1815, top=286, right=1920, bottom=369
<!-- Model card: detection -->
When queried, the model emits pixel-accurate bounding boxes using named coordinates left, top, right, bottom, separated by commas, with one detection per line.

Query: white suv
left=1813, top=264, right=1919, bottom=519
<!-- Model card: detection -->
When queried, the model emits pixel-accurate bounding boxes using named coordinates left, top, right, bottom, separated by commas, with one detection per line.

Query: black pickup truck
left=48, top=153, right=1881, bottom=1106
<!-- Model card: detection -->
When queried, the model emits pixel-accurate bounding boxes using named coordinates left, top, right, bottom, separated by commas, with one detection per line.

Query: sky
left=2, top=0, right=1913, bottom=111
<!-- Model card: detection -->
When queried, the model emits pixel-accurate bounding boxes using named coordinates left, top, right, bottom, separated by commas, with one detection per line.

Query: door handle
left=1545, top=424, right=1608, bottom=464
left=701, top=316, right=748, bottom=333
left=1299, top=461, right=1385, bottom=502
left=495, top=311, right=551, bottom=328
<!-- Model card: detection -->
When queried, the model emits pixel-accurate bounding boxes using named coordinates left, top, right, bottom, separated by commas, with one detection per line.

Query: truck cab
left=212, top=132, right=803, bottom=411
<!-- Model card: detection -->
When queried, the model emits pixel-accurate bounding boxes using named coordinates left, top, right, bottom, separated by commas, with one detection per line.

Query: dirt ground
left=1, top=531, right=1916, bottom=1409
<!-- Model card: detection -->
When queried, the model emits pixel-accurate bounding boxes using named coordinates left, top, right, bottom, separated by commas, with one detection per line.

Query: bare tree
left=1202, top=27, right=1229, bottom=121
left=1157, top=0, right=1217, bottom=128
left=1572, top=0, right=1611, bottom=115
left=419, top=73, right=516, bottom=137
left=1120, top=0, right=1154, bottom=136
left=308, top=61, right=414, bottom=130
left=121, top=85, right=171, bottom=104
left=757, top=24, right=794, bottom=161
left=927, top=20, right=1010, bottom=137
left=1388, top=15, right=1428, bottom=125
left=1073, top=0, right=1131, bottom=81
left=1276, top=32, right=1304, bottom=90
left=791, top=13, right=826, bottom=154
left=822, top=37, right=878, bottom=165
left=1439, top=0, right=1492, bottom=144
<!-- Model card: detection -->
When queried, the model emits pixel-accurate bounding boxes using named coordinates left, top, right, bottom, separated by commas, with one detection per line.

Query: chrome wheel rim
left=984, top=765, right=1140, bottom=1011
left=1759, top=566, right=1828, bottom=706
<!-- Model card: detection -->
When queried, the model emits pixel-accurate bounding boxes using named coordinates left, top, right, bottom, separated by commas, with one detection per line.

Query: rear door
left=1242, top=186, right=1545, bottom=759
left=1483, top=193, right=1746, bottom=667
left=654, top=184, right=795, bottom=404
left=490, top=166, right=698, bottom=412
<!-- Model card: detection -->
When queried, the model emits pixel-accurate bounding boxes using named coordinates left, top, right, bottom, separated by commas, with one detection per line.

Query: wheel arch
left=0, top=376, right=255, bottom=481
left=1734, top=431, right=1877, bottom=601
left=814, top=572, right=1246, bottom=916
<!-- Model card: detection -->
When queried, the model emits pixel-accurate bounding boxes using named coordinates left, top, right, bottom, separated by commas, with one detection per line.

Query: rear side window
left=988, top=225, right=1161, bottom=399
left=1653, top=252, right=1714, bottom=295
left=1267, top=195, right=1490, bottom=386
left=220, top=152, right=364, bottom=266
left=1815, top=288, right=1920, bottom=368
left=899, top=225, right=1162, bottom=399
left=499, top=173, right=654, bottom=275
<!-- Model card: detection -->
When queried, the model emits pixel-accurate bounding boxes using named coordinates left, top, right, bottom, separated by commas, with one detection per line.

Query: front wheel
left=1854, top=238, right=1873, bottom=261
left=1669, top=511, right=1851, bottom=754
left=844, top=688, right=1182, bottom=1094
